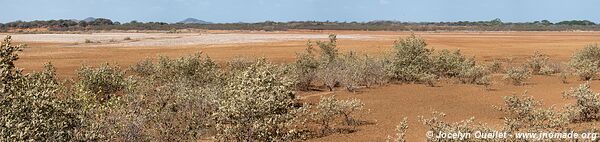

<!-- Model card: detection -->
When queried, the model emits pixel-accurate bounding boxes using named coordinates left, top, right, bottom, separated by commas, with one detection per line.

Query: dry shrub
left=213, top=60, right=299, bottom=141
left=418, top=112, right=496, bottom=142
left=0, top=36, right=86, bottom=141
left=431, top=49, right=468, bottom=77
left=386, top=34, right=434, bottom=83
left=293, top=47, right=320, bottom=91
left=569, top=44, right=600, bottom=80
left=503, top=66, right=532, bottom=85
left=562, top=83, right=600, bottom=122
left=496, top=94, right=568, bottom=132
left=307, top=96, right=364, bottom=135
left=387, top=117, right=408, bottom=142
left=487, top=59, right=503, bottom=73
left=101, top=54, right=224, bottom=141
left=560, top=72, right=568, bottom=84
left=74, top=64, right=126, bottom=108
left=297, top=34, right=388, bottom=92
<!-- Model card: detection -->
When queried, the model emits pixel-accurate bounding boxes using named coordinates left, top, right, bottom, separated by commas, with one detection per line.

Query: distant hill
left=82, top=17, right=97, bottom=22
left=178, top=18, right=212, bottom=24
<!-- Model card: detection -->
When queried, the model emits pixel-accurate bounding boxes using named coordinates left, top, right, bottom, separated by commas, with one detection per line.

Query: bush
left=503, top=66, right=531, bottom=85
left=309, top=96, right=364, bottom=135
left=293, top=49, right=320, bottom=90
left=487, top=59, right=503, bottom=73
left=562, top=83, right=600, bottom=122
left=106, top=76, right=214, bottom=141
left=338, top=53, right=389, bottom=91
left=129, top=53, right=222, bottom=86
left=560, top=72, right=568, bottom=84
left=387, top=117, right=408, bottom=142
left=74, top=64, right=126, bottom=108
left=430, top=49, right=468, bottom=77
left=123, top=36, right=132, bottom=40
left=528, top=51, right=549, bottom=73
left=418, top=112, right=496, bottom=142
left=386, top=34, right=434, bottom=83
left=213, top=60, right=299, bottom=141
left=495, top=94, right=568, bottom=131
left=569, top=44, right=600, bottom=80
left=457, top=63, right=490, bottom=85
left=0, top=36, right=84, bottom=141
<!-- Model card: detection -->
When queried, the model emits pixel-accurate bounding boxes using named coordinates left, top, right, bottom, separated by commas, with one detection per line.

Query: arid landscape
left=4, top=30, right=600, bottom=141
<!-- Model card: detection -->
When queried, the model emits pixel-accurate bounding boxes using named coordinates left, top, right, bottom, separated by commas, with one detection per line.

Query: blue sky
left=1, top=0, right=599, bottom=23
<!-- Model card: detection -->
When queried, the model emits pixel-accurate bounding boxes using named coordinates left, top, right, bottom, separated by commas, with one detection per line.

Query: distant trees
left=2, top=18, right=600, bottom=32
left=557, top=20, right=596, bottom=26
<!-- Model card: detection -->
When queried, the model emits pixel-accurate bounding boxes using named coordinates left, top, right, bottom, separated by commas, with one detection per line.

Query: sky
left=1, top=0, right=599, bottom=23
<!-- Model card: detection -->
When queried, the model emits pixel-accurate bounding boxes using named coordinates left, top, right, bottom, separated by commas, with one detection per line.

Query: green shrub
left=503, top=66, right=532, bottom=85
left=213, top=60, right=298, bottom=141
left=386, top=34, right=434, bottom=83
left=562, top=83, right=600, bottom=122
left=569, top=44, right=600, bottom=80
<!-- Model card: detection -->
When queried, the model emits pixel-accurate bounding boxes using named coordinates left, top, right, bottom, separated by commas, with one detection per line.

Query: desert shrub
left=0, top=36, right=22, bottom=86
left=562, top=83, right=600, bottom=122
left=503, top=66, right=532, bottom=85
left=74, top=64, right=126, bottom=110
left=315, top=34, right=339, bottom=63
left=528, top=51, right=549, bottom=74
left=84, top=39, right=93, bottom=43
left=418, top=112, right=496, bottom=142
left=560, top=72, right=568, bottom=84
left=213, top=60, right=299, bottom=141
left=293, top=49, right=320, bottom=90
left=487, top=59, right=503, bottom=73
left=103, top=76, right=215, bottom=141
left=357, top=55, right=389, bottom=87
left=386, top=34, right=434, bottom=83
left=129, top=53, right=222, bottom=86
left=495, top=94, right=568, bottom=131
left=309, top=96, right=364, bottom=135
left=226, top=57, right=256, bottom=72
left=0, top=36, right=84, bottom=141
left=123, top=36, right=131, bottom=40
left=569, top=44, right=600, bottom=80
left=339, top=53, right=362, bottom=91
left=430, top=49, right=468, bottom=77
left=310, top=34, right=344, bottom=91
left=457, top=62, right=490, bottom=85
left=387, top=117, right=408, bottom=142
left=318, top=60, right=343, bottom=91
left=99, top=54, right=223, bottom=141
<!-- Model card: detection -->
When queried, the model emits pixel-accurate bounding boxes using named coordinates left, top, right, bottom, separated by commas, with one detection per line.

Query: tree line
left=1, top=18, right=600, bottom=32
